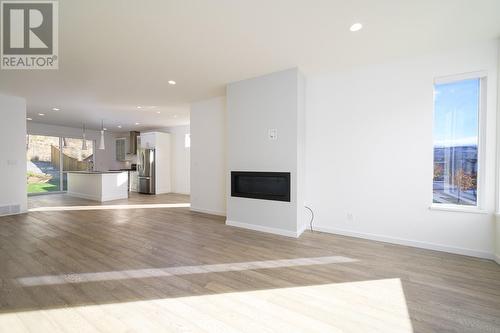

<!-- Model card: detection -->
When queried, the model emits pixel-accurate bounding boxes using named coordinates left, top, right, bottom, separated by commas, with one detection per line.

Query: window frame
left=430, top=71, right=488, bottom=213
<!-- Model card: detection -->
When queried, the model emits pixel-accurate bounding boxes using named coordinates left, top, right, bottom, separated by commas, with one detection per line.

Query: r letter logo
left=1, top=1, right=58, bottom=69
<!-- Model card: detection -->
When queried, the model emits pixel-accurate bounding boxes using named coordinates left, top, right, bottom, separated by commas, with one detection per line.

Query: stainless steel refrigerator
left=138, top=148, right=156, bottom=194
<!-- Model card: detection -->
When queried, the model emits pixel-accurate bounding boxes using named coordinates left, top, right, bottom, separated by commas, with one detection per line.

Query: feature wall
left=226, top=68, right=306, bottom=236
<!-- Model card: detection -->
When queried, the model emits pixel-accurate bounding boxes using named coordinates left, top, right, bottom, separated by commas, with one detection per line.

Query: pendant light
left=98, top=119, right=105, bottom=150
left=82, top=123, right=88, bottom=150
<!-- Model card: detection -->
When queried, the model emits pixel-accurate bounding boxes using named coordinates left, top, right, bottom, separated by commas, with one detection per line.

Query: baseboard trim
left=226, top=219, right=300, bottom=238
left=101, top=194, right=129, bottom=202
left=0, top=209, right=27, bottom=217
left=313, top=226, right=494, bottom=260
left=297, top=223, right=309, bottom=237
left=156, top=189, right=172, bottom=195
left=190, top=207, right=226, bottom=217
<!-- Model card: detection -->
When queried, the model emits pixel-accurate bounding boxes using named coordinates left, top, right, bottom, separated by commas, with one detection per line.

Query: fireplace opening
left=231, top=171, right=291, bottom=202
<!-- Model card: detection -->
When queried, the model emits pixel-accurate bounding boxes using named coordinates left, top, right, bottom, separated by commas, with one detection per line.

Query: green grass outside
left=27, top=182, right=59, bottom=193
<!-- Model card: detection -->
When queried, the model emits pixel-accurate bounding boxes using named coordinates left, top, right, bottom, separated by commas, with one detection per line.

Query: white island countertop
left=67, top=171, right=129, bottom=202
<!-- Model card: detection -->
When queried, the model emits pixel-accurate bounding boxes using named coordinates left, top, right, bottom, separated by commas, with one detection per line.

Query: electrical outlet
left=346, top=212, right=354, bottom=222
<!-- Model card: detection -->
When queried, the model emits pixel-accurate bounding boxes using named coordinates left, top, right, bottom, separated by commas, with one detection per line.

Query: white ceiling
left=1, top=0, right=499, bottom=131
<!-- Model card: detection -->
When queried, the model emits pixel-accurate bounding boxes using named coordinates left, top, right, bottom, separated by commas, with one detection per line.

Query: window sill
left=429, top=204, right=488, bottom=214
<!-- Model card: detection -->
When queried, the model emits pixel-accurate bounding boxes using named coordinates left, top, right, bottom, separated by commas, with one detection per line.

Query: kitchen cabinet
left=67, top=171, right=129, bottom=202
left=115, top=138, right=126, bottom=161
left=140, top=132, right=156, bottom=149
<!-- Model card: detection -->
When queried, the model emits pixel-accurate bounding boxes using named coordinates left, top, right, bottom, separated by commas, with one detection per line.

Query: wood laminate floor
left=0, top=193, right=499, bottom=332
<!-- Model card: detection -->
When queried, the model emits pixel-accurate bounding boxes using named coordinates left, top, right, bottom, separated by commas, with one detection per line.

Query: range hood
left=128, top=131, right=140, bottom=154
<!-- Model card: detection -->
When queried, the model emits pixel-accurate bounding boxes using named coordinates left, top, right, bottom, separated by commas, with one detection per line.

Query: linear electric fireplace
left=231, top=171, right=291, bottom=202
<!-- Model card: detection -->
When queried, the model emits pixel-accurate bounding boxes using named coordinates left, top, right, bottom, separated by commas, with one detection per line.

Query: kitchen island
left=67, top=171, right=129, bottom=202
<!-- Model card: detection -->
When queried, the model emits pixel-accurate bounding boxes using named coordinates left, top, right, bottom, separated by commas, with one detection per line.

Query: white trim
left=477, top=76, right=488, bottom=210
left=190, top=207, right=226, bottom=217
left=434, top=70, right=488, bottom=85
left=429, top=204, right=488, bottom=214
left=226, top=219, right=300, bottom=238
left=495, top=214, right=500, bottom=265
left=101, top=194, right=129, bottom=202
left=313, top=225, right=494, bottom=260
left=0, top=209, right=27, bottom=217
left=156, top=189, right=172, bottom=195
left=297, top=223, right=309, bottom=237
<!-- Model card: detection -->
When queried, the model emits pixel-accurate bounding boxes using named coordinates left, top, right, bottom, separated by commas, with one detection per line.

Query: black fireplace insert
left=231, top=171, right=291, bottom=202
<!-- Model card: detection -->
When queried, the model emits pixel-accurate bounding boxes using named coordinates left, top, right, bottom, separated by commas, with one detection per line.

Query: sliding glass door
left=26, top=135, right=62, bottom=194
left=26, top=135, right=94, bottom=195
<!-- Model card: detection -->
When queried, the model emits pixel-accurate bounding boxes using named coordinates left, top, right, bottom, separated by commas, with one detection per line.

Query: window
left=185, top=133, right=191, bottom=148
left=26, top=135, right=94, bottom=194
left=432, top=75, right=485, bottom=207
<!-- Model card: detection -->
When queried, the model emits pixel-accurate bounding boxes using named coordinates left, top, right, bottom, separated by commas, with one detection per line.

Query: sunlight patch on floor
left=17, top=256, right=357, bottom=286
left=28, top=203, right=191, bottom=212
left=0, top=279, right=413, bottom=333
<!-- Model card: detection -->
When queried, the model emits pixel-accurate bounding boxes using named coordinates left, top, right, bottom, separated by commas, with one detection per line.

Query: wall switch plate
left=268, top=128, right=277, bottom=140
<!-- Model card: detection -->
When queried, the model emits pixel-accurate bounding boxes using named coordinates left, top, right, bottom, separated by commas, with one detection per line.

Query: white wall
left=27, top=122, right=119, bottom=171
left=496, top=39, right=500, bottom=264
left=190, top=97, right=226, bottom=215
left=226, top=68, right=305, bottom=236
left=169, top=126, right=190, bottom=194
left=0, top=94, right=27, bottom=215
left=151, top=126, right=190, bottom=194
left=306, top=40, right=498, bottom=259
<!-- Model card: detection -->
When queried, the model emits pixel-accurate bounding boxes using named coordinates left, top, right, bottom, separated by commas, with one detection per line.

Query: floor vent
left=0, top=204, right=21, bottom=216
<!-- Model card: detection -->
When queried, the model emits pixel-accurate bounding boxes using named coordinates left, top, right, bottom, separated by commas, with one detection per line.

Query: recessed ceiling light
left=117, top=125, right=122, bottom=128
left=103, top=128, right=107, bottom=131
left=26, top=117, right=32, bottom=121
left=137, top=106, right=142, bottom=109
left=156, top=111, right=161, bottom=114
left=52, top=107, right=60, bottom=111
left=168, top=80, right=176, bottom=85
left=135, top=122, right=140, bottom=125
left=350, top=23, right=363, bottom=32
left=38, top=113, right=45, bottom=116
left=173, top=114, right=178, bottom=118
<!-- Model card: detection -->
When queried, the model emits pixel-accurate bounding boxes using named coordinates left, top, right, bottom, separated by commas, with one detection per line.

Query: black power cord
left=305, top=206, right=314, bottom=232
